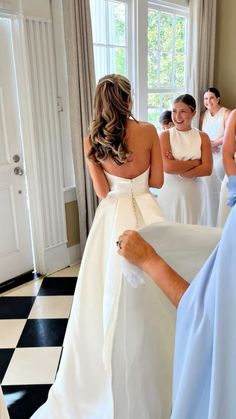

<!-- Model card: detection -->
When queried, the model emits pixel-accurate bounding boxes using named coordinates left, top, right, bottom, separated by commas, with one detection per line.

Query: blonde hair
left=88, top=74, right=136, bottom=165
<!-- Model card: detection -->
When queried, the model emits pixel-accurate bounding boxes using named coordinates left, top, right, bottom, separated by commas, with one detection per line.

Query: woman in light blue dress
left=119, top=176, right=236, bottom=419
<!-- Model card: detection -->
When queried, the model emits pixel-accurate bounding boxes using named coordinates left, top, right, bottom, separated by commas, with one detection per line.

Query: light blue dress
left=172, top=176, right=236, bottom=419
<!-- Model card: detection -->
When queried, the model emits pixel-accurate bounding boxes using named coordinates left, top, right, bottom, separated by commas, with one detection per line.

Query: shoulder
left=138, top=121, right=158, bottom=134
left=160, top=128, right=171, bottom=142
left=226, top=108, right=236, bottom=125
left=223, top=107, right=231, bottom=122
left=198, top=129, right=210, bottom=143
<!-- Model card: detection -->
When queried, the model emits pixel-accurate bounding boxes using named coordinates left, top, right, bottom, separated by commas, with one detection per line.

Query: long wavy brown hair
left=88, top=74, right=136, bottom=165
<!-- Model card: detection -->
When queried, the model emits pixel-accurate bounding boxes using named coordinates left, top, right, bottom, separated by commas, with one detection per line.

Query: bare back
left=84, top=119, right=163, bottom=198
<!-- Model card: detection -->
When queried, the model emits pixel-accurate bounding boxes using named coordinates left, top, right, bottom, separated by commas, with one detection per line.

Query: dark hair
left=173, top=94, right=196, bottom=112
left=204, top=87, right=221, bottom=98
left=159, top=110, right=172, bottom=125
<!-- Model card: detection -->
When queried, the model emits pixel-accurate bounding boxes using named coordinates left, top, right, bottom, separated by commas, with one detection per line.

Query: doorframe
left=9, top=13, right=70, bottom=275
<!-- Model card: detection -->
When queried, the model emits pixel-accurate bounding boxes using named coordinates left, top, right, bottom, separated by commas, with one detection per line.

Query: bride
left=30, top=74, right=176, bottom=418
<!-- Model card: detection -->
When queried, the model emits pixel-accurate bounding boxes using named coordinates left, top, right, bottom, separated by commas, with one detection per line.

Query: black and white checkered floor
left=0, top=265, right=79, bottom=419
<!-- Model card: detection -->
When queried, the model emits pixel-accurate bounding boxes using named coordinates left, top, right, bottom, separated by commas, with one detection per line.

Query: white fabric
left=157, top=128, right=203, bottom=224
left=201, top=108, right=226, bottom=226
left=31, top=168, right=180, bottom=419
left=169, top=127, right=201, bottom=161
left=202, top=107, right=226, bottom=180
left=202, top=107, right=226, bottom=142
left=0, top=387, right=9, bottom=419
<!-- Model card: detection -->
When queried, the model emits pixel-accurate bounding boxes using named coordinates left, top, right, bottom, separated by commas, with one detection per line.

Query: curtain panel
left=62, top=0, right=98, bottom=254
left=187, top=0, right=217, bottom=125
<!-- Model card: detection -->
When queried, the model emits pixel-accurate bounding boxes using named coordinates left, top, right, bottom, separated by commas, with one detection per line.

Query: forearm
left=164, top=159, right=200, bottom=175
left=223, top=156, right=236, bottom=176
left=141, top=253, right=189, bottom=307
left=182, top=163, right=212, bottom=177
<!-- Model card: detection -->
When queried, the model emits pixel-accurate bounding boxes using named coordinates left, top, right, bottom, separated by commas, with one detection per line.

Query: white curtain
left=187, top=0, right=217, bottom=125
left=62, top=0, right=98, bottom=254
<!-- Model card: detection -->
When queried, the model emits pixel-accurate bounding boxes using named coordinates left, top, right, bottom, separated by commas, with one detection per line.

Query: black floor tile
left=0, top=349, right=14, bottom=383
left=17, top=319, right=68, bottom=347
left=0, top=298, right=35, bottom=319
left=38, top=277, right=77, bottom=296
left=2, top=384, right=51, bottom=419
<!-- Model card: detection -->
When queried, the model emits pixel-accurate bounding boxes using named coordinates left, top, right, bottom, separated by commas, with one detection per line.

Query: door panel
left=0, top=17, right=33, bottom=283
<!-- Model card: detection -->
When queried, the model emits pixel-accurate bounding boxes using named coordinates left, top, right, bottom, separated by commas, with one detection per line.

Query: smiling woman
left=157, top=94, right=212, bottom=225
left=199, top=87, right=231, bottom=226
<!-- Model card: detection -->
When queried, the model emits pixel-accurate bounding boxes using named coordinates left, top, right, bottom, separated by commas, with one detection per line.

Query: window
left=90, top=0, right=188, bottom=127
left=90, top=0, right=129, bottom=82
left=147, top=2, right=188, bottom=127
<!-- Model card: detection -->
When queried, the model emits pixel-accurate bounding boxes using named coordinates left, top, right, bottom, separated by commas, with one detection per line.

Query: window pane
left=162, top=94, right=174, bottom=110
left=160, top=53, right=172, bottom=87
left=160, top=13, right=173, bottom=52
left=94, top=46, right=107, bottom=80
left=108, top=2, right=126, bottom=46
left=91, top=0, right=128, bottom=80
left=175, top=16, right=186, bottom=53
left=148, top=10, right=158, bottom=50
left=90, top=0, right=106, bottom=44
left=148, top=93, right=160, bottom=107
left=148, top=50, right=158, bottom=88
left=109, top=47, right=126, bottom=75
left=148, top=108, right=160, bottom=127
left=175, top=54, right=185, bottom=87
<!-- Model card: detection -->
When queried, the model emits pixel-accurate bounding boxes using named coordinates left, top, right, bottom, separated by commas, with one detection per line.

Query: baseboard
left=0, top=271, right=41, bottom=294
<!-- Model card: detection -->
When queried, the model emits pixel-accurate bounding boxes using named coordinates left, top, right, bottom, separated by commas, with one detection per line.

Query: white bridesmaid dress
left=157, top=127, right=204, bottom=225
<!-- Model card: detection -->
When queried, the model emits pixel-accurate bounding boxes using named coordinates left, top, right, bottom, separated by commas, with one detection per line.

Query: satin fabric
left=172, top=197, right=236, bottom=418
left=31, top=168, right=178, bottom=419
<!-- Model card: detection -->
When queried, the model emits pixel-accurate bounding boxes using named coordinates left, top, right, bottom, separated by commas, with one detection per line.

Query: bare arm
left=160, top=131, right=201, bottom=175
left=199, top=111, right=205, bottom=130
left=83, top=136, right=110, bottom=198
left=182, top=132, right=212, bottom=177
left=211, top=108, right=232, bottom=148
left=223, top=109, right=236, bottom=176
left=148, top=125, right=164, bottom=188
left=118, top=230, right=189, bottom=307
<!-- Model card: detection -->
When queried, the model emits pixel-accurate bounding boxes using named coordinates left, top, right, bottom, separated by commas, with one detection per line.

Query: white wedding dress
left=31, top=168, right=175, bottom=419
left=31, top=167, right=222, bottom=419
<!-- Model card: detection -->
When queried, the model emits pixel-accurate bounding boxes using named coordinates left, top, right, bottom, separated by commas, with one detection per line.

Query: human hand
left=165, top=150, right=175, bottom=160
left=211, top=141, right=220, bottom=153
left=117, top=230, right=157, bottom=270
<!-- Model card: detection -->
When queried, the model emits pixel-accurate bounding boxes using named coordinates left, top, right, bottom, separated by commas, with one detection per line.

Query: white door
left=0, top=17, right=33, bottom=284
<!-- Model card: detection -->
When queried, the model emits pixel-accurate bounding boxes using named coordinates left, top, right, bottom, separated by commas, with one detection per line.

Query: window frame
left=90, top=0, right=189, bottom=123
left=146, top=0, right=188, bottom=125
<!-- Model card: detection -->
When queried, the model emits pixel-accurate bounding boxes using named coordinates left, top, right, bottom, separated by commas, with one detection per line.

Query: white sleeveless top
left=169, top=127, right=201, bottom=161
left=202, top=107, right=226, bottom=141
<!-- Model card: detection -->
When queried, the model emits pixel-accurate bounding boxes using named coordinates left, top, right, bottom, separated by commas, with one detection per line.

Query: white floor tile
left=0, top=320, right=27, bottom=348
left=2, top=347, right=62, bottom=385
left=28, top=296, right=73, bottom=319
left=1, top=278, right=43, bottom=297
left=48, top=264, right=79, bottom=277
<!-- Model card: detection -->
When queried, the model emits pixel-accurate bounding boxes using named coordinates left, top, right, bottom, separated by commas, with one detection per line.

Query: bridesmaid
left=200, top=87, right=231, bottom=226
left=157, top=94, right=212, bottom=224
